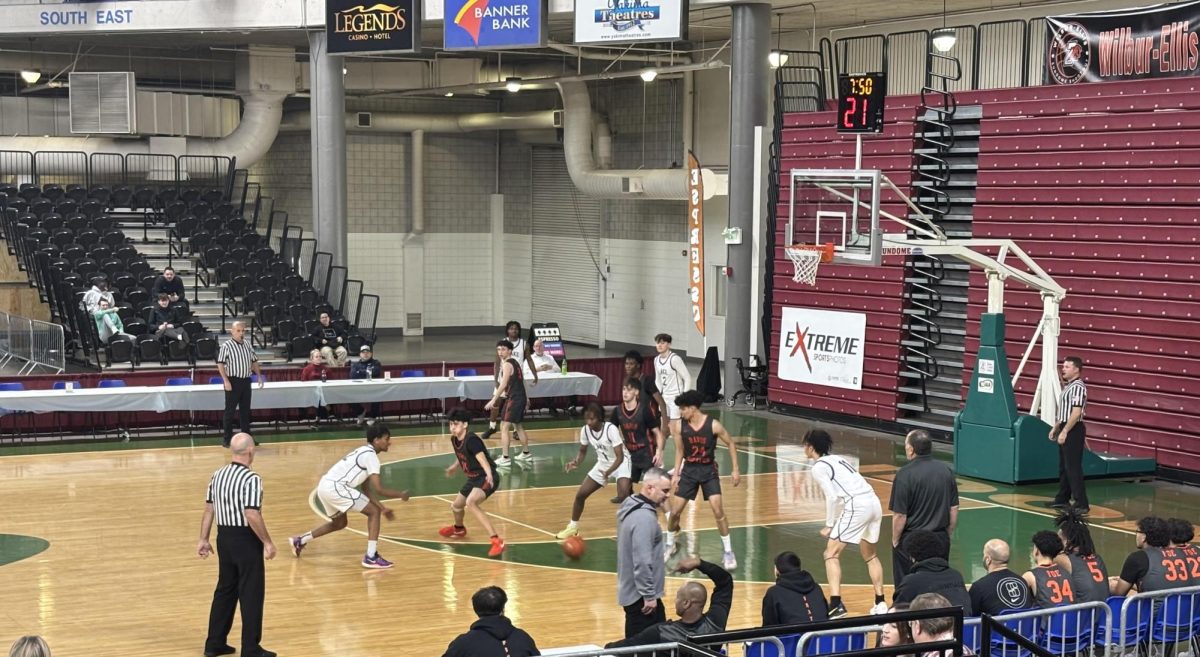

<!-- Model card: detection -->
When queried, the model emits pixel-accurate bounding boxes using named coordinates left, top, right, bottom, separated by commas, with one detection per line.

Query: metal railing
left=0, top=150, right=235, bottom=191
left=0, top=309, right=65, bottom=375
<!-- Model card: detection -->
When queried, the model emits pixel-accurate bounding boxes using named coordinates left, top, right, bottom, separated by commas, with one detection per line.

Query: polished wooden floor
left=3, top=418, right=1177, bottom=657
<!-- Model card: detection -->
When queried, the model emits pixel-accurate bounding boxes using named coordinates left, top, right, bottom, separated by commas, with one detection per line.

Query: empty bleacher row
left=0, top=169, right=380, bottom=372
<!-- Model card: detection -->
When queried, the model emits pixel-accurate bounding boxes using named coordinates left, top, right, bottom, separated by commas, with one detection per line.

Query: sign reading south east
left=573, top=0, right=687, bottom=45
left=444, top=0, right=545, bottom=49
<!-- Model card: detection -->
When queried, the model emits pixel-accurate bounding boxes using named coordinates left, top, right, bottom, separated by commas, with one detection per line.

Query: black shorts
left=627, top=448, right=654, bottom=483
left=461, top=476, right=498, bottom=499
left=502, top=397, right=526, bottom=424
left=675, top=464, right=721, bottom=501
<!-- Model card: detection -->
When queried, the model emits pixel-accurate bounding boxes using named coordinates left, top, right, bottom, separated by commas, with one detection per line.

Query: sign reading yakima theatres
left=573, top=0, right=687, bottom=45
left=444, top=0, right=545, bottom=49
left=327, top=0, right=420, bottom=54
left=1045, top=0, right=1200, bottom=84
left=777, top=307, right=866, bottom=391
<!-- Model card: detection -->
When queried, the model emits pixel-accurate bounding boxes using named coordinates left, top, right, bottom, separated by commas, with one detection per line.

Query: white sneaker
left=515, top=451, right=534, bottom=462
left=722, top=550, right=737, bottom=570
left=871, top=602, right=889, bottom=615
left=664, top=540, right=681, bottom=563
left=495, top=455, right=511, bottom=467
left=555, top=524, right=580, bottom=540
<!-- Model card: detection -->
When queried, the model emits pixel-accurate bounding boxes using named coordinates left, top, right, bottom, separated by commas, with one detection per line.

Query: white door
left=531, top=147, right=604, bottom=345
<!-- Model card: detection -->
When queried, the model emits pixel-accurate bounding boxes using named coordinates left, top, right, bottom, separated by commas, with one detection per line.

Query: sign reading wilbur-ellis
left=445, top=0, right=545, bottom=49
left=1046, top=0, right=1200, bottom=84
left=327, top=0, right=420, bottom=55
left=574, top=0, right=686, bottom=45
left=777, top=307, right=866, bottom=391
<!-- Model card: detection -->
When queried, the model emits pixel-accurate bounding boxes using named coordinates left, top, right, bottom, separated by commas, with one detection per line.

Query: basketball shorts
left=674, top=464, right=721, bottom=501
left=461, top=475, right=499, bottom=499
left=829, top=494, right=883, bottom=545
left=502, top=397, right=526, bottom=424
left=588, top=456, right=632, bottom=486
left=316, top=480, right=369, bottom=517
left=626, top=448, right=654, bottom=483
left=661, top=394, right=681, bottom=420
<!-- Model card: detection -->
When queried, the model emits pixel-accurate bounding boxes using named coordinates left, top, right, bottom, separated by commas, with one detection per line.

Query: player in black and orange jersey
left=1111, top=516, right=1198, bottom=594
left=439, top=408, right=505, bottom=558
left=485, top=339, right=533, bottom=465
left=624, top=350, right=667, bottom=427
left=665, top=390, right=741, bottom=570
left=1054, top=508, right=1110, bottom=603
left=609, top=378, right=665, bottom=497
left=1168, top=517, right=1196, bottom=552
left=1023, top=531, right=1075, bottom=608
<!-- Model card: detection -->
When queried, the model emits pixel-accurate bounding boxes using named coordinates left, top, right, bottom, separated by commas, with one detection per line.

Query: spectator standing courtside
left=197, top=432, right=276, bottom=657
left=441, top=586, right=539, bottom=657
left=616, top=466, right=672, bottom=638
left=889, top=429, right=960, bottom=586
left=217, top=321, right=263, bottom=448
left=1050, top=356, right=1089, bottom=513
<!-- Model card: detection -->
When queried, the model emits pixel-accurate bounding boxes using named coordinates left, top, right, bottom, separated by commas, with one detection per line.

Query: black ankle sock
left=831, top=596, right=843, bottom=608
left=455, top=525, right=465, bottom=530
left=875, top=594, right=886, bottom=605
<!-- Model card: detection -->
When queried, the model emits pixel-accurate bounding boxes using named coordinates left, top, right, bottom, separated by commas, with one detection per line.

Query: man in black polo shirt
left=889, top=430, right=959, bottom=586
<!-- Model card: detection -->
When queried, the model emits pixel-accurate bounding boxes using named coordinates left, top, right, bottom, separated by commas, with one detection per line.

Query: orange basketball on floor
left=561, top=536, right=586, bottom=560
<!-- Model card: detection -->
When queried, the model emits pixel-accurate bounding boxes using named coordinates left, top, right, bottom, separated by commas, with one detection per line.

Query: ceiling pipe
left=278, top=109, right=558, bottom=134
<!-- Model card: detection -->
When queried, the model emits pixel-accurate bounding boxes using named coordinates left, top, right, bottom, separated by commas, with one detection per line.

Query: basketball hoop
left=784, top=243, right=835, bottom=286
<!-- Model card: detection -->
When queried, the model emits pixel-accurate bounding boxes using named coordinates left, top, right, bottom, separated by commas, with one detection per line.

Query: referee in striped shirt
left=198, top=432, right=276, bottom=657
left=218, top=321, right=263, bottom=448
left=1049, top=356, right=1089, bottom=514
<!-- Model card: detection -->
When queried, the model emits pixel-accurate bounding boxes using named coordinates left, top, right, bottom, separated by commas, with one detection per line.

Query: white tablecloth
left=0, top=372, right=602, bottom=413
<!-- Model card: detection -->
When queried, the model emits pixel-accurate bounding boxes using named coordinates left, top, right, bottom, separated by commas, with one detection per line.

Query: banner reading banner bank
left=444, top=0, right=545, bottom=49
left=1046, top=0, right=1200, bottom=84
left=777, top=307, right=866, bottom=391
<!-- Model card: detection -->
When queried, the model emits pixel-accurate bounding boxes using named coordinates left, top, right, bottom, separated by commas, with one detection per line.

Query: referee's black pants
left=223, top=376, right=252, bottom=446
left=1054, top=422, right=1089, bottom=509
left=205, top=527, right=266, bottom=655
left=622, top=598, right=666, bottom=638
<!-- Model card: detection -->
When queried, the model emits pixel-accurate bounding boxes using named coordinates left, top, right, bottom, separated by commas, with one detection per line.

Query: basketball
left=561, top=536, right=586, bottom=560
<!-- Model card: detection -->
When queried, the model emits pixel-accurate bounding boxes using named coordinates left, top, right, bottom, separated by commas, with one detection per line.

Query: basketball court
left=0, top=411, right=1190, bottom=655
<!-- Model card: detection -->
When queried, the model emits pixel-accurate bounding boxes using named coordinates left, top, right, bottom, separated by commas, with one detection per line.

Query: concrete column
left=307, top=31, right=348, bottom=268
left=724, top=2, right=770, bottom=394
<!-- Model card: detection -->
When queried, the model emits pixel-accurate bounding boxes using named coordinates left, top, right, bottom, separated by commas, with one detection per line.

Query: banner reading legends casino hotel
left=1046, top=0, right=1200, bottom=84
left=687, top=151, right=705, bottom=337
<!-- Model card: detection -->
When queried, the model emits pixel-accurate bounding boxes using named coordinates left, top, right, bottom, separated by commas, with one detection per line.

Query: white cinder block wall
left=249, top=77, right=730, bottom=356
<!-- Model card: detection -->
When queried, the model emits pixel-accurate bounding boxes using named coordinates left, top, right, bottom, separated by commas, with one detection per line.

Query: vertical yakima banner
left=1046, top=0, right=1200, bottom=84
left=687, top=151, right=704, bottom=337
left=327, top=0, right=420, bottom=55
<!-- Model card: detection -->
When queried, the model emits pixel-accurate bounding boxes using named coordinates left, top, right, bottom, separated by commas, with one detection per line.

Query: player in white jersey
left=556, top=402, right=631, bottom=539
left=288, top=424, right=411, bottom=569
left=652, top=333, right=692, bottom=453
left=802, top=428, right=887, bottom=617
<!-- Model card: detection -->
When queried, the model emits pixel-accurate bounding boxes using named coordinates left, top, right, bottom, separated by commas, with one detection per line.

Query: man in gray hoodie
left=616, top=466, right=672, bottom=638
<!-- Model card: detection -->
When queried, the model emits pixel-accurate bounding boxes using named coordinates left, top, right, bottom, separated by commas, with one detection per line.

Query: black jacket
left=762, top=570, right=829, bottom=626
left=442, top=615, right=539, bottom=657
left=894, top=557, right=973, bottom=615
left=147, top=304, right=183, bottom=329
left=606, top=560, right=734, bottom=650
left=151, top=275, right=187, bottom=301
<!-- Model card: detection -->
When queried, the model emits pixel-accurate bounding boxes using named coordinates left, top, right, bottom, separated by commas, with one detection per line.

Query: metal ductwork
left=558, top=80, right=700, bottom=200
left=278, top=109, right=560, bottom=134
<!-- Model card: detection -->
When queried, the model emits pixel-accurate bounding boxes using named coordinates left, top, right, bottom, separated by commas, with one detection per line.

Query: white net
left=785, top=246, right=825, bottom=286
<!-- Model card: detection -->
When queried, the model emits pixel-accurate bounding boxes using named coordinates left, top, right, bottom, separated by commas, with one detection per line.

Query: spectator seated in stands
left=894, top=529, right=973, bottom=615
left=150, top=266, right=188, bottom=308
left=349, top=344, right=382, bottom=425
left=1111, top=516, right=1195, bottom=595
left=148, top=294, right=189, bottom=345
left=969, top=539, right=1032, bottom=615
left=762, top=551, right=829, bottom=625
left=441, top=585, right=539, bottom=657
left=82, top=279, right=115, bottom=314
left=312, top=311, right=347, bottom=367
left=93, top=298, right=133, bottom=344
left=8, top=635, right=51, bottom=657
left=605, top=556, right=733, bottom=650
left=880, top=602, right=914, bottom=651
left=908, top=592, right=973, bottom=657
left=299, top=349, right=331, bottom=427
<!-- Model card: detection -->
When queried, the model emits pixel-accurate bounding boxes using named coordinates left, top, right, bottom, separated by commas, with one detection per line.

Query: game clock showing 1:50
left=836, top=72, right=887, bottom=133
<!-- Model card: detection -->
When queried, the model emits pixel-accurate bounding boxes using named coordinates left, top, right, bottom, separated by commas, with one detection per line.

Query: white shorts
left=587, top=458, right=632, bottom=486
left=316, top=480, right=369, bottom=517
left=830, top=494, right=883, bottom=545
left=661, top=394, right=681, bottom=421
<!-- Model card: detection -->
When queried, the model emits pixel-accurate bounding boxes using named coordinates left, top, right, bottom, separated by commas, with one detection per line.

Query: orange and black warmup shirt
left=1032, top=564, right=1076, bottom=608
left=453, top=433, right=493, bottom=480
left=681, top=415, right=718, bottom=467
left=610, top=400, right=657, bottom=455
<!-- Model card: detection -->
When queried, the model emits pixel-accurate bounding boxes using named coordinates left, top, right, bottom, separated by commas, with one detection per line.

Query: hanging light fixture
left=640, top=69, right=658, bottom=82
left=505, top=77, right=522, bottom=93
left=20, top=70, right=41, bottom=84
left=769, top=13, right=789, bottom=69
left=931, top=0, right=956, bottom=52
